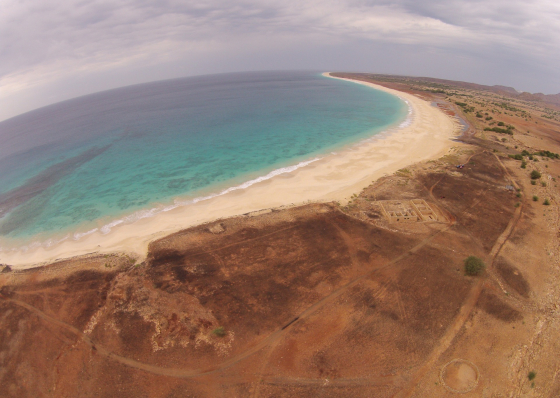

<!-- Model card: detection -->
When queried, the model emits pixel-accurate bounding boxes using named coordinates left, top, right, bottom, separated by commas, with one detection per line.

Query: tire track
left=1, top=216, right=456, bottom=380
left=394, top=153, right=524, bottom=398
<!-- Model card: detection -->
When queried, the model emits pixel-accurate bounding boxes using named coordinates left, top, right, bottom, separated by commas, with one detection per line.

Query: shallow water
left=0, top=71, right=407, bottom=248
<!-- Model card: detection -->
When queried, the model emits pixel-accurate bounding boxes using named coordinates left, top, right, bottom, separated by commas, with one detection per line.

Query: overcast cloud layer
left=1, top=0, right=559, bottom=121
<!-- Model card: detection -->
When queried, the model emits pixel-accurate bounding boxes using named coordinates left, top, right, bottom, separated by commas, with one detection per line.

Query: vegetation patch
left=464, top=256, right=485, bottom=276
left=212, top=326, right=226, bottom=337
left=484, top=127, right=513, bottom=135
left=534, top=150, right=560, bottom=159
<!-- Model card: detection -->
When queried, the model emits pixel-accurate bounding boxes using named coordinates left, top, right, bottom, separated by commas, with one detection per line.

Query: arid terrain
left=2, top=74, right=560, bottom=397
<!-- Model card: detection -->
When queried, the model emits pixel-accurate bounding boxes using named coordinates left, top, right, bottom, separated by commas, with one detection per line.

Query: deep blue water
left=0, top=71, right=407, bottom=247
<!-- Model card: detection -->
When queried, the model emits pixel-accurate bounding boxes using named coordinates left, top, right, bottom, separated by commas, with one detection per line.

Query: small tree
left=530, top=170, right=541, bottom=179
left=464, top=256, right=485, bottom=276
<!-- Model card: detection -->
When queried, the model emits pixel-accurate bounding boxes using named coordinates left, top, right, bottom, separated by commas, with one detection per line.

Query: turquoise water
left=0, top=72, right=407, bottom=248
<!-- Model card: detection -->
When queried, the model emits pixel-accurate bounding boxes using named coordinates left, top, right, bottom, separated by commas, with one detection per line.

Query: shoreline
left=0, top=73, right=460, bottom=269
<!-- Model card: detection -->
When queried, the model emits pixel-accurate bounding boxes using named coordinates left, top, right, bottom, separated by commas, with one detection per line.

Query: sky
left=1, top=0, right=559, bottom=121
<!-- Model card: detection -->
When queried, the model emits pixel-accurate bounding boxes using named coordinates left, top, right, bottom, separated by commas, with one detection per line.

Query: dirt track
left=3, top=148, right=553, bottom=397
left=3, top=76, right=560, bottom=396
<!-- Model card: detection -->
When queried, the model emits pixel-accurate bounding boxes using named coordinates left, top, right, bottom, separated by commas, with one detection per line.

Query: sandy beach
left=0, top=73, right=460, bottom=268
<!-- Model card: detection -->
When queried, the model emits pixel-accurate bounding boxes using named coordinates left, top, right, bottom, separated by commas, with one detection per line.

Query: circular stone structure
left=440, top=359, right=480, bottom=393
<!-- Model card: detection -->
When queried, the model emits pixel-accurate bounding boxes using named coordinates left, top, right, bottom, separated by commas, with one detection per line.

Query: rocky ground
left=2, top=75, right=560, bottom=397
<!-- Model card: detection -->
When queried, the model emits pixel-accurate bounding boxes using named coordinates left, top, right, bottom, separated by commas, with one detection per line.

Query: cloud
left=0, top=0, right=559, bottom=121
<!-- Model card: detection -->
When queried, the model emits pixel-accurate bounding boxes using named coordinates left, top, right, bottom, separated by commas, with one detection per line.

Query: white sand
left=1, top=73, right=460, bottom=269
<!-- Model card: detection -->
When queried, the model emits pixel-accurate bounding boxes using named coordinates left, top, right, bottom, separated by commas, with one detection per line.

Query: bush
left=521, top=161, right=527, bottom=169
left=484, top=127, right=513, bottom=135
left=544, top=199, right=550, bottom=206
left=211, top=326, right=226, bottom=337
left=541, top=181, right=547, bottom=187
left=528, top=371, right=536, bottom=381
left=530, top=180, right=536, bottom=185
left=530, top=170, right=541, bottom=179
left=533, top=195, right=539, bottom=201
left=535, top=150, right=560, bottom=159
left=509, top=154, right=523, bottom=160
left=464, top=256, right=485, bottom=276
left=498, top=121, right=505, bottom=126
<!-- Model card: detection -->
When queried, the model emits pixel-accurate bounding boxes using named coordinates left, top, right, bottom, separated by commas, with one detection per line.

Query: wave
left=0, top=156, right=324, bottom=253
left=398, top=99, right=413, bottom=128
left=73, top=228, right=99, bottom=240
left=89, top=98, right=414, bottom=239
left=96, top=157, right=323, bottom=234
left=1, top=78, right=414, bottom=255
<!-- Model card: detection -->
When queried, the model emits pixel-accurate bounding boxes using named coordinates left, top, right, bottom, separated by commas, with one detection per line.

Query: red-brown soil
left=2, top=76, right=560, bottom=397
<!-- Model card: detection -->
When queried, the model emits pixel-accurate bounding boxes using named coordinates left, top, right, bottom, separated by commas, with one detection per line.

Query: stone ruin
left=379, top=199, right=438, bottom=223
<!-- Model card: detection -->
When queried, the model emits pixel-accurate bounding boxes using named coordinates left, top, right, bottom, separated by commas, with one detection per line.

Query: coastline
left=0, top=72, right=460, bottom=269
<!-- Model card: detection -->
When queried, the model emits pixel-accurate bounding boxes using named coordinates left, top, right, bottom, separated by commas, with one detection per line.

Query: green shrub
left=484, top=127, right=513, bottom=135
left=531, top=170, right=541, bottom=179
left=521, top=161, right=527, bottom=169
left=212, top=326, right=226, bottom=337
left=509, top=154, right=523, bottom=160
left=544, top=199, right=550, bottom=206
left=514, top=202, right=520, bottom=208
left=533, top=195, right=539, bottom=201
left=541, top=181, right=547, bottom=187
left=534, top=150, right=559, bottom=159
left=498, top=121, right=505, bottom=126
left=528, top=371, right=536, bottom=381
left=530, top=180, right=536, bottom=185
left=464, top=256, right=485, bottom=276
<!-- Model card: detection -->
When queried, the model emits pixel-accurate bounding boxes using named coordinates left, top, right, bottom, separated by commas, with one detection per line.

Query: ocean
left=0, top=71, right=408, bottom=250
